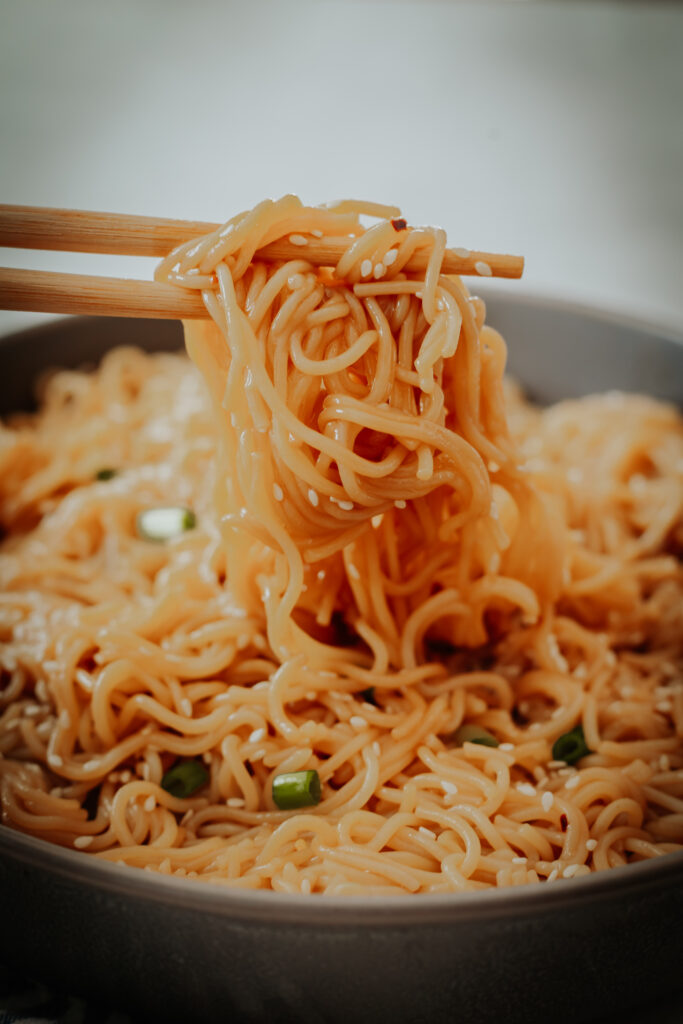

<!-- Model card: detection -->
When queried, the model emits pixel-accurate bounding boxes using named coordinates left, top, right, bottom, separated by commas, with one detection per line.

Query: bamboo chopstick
left=0, top=268, right=208, bottom=319
left=0, top=204, right=524, bottom=320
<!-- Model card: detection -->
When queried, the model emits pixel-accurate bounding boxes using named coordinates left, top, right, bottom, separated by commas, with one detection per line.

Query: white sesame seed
left=547, top=868, right=559, bottom=883
left=419, top=826, right=436, bottom=840
left=289, top=234, right=309, bottom=246
left=144, top=795, right=156, bottom=813
left=474, top=261, right=492, bottom=277
left=360, top=259, right=373, bottom=278
left=384, top=249, right=398, bottom=266
left=73, top=835, right=94, bottom=849
left=227, top=797, right=245, bottom=808
left=348, top=563, right=361, bottom=581
left=23, top=705, right=42, bottom=718
left=180, top=698, right=192, bottom=717
left=548, top=760, right=567, bottom=769
left=565, top=774, right=580, bottom=790
left=202, top=752, right=212, bottom=764
left=373, top=263, right=386, bottom=279
left=563, top=864, right=581, bottom=879
left=49, top=754, right=63, bottom=768
left=659, top=754, right=670, bottom=771
left=84, top=760, right=100, bottom=772
left=230, top=412, right=238, bottom=428
left=350, top=715, right=368, bottom=731
left=59, top=710, right=71, bottom=729
left=541, top=791, right=554, bottom=813
left=301, top=877, right=312, bottom=894
left=512, top=856, right=527, bottom=865
left=249, top=728, right=266, bottom=743
left=308, top=488, right=319, bottom=507
left=453, top=247, right=470, bottom=259
left=441, top=780, right=459, bottom=796
left=586, top=838, right=597, bottom=851
left=499, top=743, right=514, bottom=752
left=273, top=483, right=284, bottom=502
left=372, top=741, right=381, bottom=757
left=656, top=702, right=672, bottom=714
left=311, top=229, right=323, bottom=238
left=394, top=499, right=407, bottom=509
left=516, top=783, right=536, bottom=797
left=316, top=570, right=326, bottom=580
left=338, top=500, right=354, bottom=511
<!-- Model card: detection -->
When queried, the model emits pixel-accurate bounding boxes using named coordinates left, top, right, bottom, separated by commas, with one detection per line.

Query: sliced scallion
left=161, top=759, right=208, bottom=798
left=95, top=468, right=117, bottom=481
left=552, top=724, right=592, bottom=765
left=136, top=506, right=196, bottom=542
left=272, top=769, right=321, bottom=810
left=452, top=724, right=499, bottom=748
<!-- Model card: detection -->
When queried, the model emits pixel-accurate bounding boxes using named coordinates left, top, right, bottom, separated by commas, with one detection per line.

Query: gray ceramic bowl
left=1, top=293, right=682, bottom=1024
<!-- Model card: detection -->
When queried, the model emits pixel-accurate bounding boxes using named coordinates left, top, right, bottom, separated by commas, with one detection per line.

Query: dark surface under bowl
left=1, top=294, right=682, bottom=1024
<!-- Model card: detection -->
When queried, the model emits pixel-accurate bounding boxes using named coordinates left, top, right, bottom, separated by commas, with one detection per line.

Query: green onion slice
left=136, top=506, right=196, bottom=542
left=452, top=724, right=500, bottom=748
left=95, top=468, right=117, bottom=481
left=161, top=759, right=208, bottom=798
left=272, top=770, right=321, bottom=810
left=552, top=724, right=592, bottom=765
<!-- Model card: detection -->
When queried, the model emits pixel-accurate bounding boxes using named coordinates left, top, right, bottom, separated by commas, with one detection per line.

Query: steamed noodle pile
left=1, top=196, right=682, bottom=894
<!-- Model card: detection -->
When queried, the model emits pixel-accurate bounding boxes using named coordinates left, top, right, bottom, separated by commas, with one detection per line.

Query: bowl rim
left=1, top=294, right=681, bottom=925
left=2, top=825, right=682, bottom=925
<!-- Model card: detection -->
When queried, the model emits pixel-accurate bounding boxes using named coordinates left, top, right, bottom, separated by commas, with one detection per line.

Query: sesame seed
left=586, top=838, right=597, bottom=851
left=547, top=868, right=559, bottom=882
left=656, top=702, right=672, bottom=714
left=350, top=715, right=368, bottom=731
left=227, top=797, right=245, bottom=808
left=372, top=741, right=381, bottom=757
left=338, top=500, right=354, bottom=511
left=59, top=710, right=71, bottom=729
left=308, top=488, right=319, bottom=507
left=273, top=483, right=284, bottom=502
left=144, top=795, right=156, bottom=813
left=230, top=412, right=238, bottom=428
left=317, top=569, right=326, bottom=580
left=441, top=780, right=459, bottom=795
left=541, top=792, right=554, bottom=812
left=360, top=259, right=373, bottom=278
left=516, top=783, right=536, bottom=797
left=512, top=856, right=527, bottom=865
left=373, top=263, right=386, bottom=279
left=563, top=864, right=581, bottom=879
left=419, top=826, right=436, bottom=841
left=49, top=754, right=63, bottom=768
left=548, top=760, right=567, bottom=769
left=384, top=249, right=398, bottom=266
left=659, top=754, right=670, bottom=771
left=249, top=728, right=266, bottom=743
left=73, top=835, right=93, bottom=849
left=84, top=760, right=100, bottom=772
left=453, top=247, right=470, bottom=259
left=180, top=698, right=192, bottom=716
left=348, top=563, right=361, bottom=581
left=394, top=499, right=407, bottom=509
left=474, top=261, right=492, bottom=277
left=311, top=229, right=323, bottom=238
left=289, top=234, right=309, bottom=246
left=202, top=752, right=212, bottom=764
left=499, top=743, right=514, bottom=752
left=301, top=878, right=312, bottom=894
left=565, top=774, right=580, bottom=790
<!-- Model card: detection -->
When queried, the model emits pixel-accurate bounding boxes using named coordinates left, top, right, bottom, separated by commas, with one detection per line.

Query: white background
left=1, top=0, right=682, bottom=337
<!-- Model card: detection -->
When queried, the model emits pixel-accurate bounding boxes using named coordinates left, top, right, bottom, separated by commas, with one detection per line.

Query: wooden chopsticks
left=0, top=205, right=524, bottom=320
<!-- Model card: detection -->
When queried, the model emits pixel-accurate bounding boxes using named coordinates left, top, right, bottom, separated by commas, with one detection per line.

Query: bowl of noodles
left=0, top=198, right=682, bottom=1024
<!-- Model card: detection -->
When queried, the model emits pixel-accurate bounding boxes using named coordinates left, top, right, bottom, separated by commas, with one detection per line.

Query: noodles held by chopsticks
left=0, top=196, right=681, bottom=893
